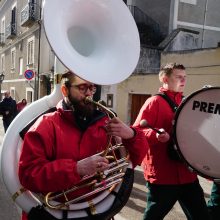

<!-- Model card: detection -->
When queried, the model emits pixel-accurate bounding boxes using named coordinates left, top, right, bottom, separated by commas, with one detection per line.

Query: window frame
left=19, top=57, right=23, bottom=75
left=180, top=0, right=197, bottom=5
left=11, top=47, right=16, bottom=70
left=27, top=36, right=35, bottom=66
left=1, top=54, right=5, bottom=73
left=1, top=17, right=5, bottom=42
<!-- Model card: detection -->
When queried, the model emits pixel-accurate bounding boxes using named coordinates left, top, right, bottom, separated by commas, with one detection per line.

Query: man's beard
left=68, top=96, right=95, bottom=118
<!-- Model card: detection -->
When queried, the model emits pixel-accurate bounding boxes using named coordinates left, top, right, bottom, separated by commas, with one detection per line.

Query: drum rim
left=173, top=86, right=220, bottom=180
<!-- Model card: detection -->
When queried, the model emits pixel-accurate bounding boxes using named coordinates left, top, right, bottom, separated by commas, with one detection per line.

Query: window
left=1, top=17, right=5, bottom=42
left=180, top=0, right=197, bottom=5
left=107, top=94, right=113, bottom=108
left=11, top=47, right=16, bottom=70
left=26, top=88, right=34, bottom=103
left=10, top=87, right=15, bottom=99
left=11, top=3, right=17, bottom=35
left=19, top=57, right=23, bottom=75
left=12, top=6, right=16, bottom=24
left=1, top=54, right=5, bottom=73
left=1, top=17, right=5, bottom=33
left=27, top=36, right=34, bottom=65
left=29, top=0, right=36, bottom=4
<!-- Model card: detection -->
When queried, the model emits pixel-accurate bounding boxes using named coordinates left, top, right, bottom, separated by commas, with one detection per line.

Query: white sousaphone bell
left=43, top=0, right=140, bottom=85
left=0, top=0, right=140, bottom=219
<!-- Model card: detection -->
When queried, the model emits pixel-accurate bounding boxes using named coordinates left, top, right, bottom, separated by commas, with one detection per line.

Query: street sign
left=24, top=70, right=35, bottom=80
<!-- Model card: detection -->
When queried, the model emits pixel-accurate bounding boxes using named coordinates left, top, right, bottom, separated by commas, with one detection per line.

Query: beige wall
left=116, top=74, right=160, bottom=124
left=161, top=47, right=220, bottom=96
left=116, top=47, right=220, bottom=124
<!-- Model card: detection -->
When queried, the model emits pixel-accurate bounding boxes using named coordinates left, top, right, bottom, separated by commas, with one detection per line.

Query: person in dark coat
left=207, top=182, right=220, bottom=220
left=0, top=91, right=17, bottom=132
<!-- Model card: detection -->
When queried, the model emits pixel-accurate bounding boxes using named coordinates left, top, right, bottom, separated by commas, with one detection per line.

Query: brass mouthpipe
left=84, top=96, right=116, bottom=119
left=85, top=96, right=119, bottom=157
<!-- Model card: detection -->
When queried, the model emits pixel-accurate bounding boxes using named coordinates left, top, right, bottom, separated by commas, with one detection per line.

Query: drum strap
left=155, top=93, right=183, bottom=161
left=155, top=93, right=177, bottom=112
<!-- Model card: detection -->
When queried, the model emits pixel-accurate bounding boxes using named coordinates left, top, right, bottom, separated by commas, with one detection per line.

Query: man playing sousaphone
left=18, top=71, right=148, bottom=220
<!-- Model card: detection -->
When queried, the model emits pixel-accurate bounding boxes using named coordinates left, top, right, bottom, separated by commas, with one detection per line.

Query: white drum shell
left=174, top=87, right=220, bottom=180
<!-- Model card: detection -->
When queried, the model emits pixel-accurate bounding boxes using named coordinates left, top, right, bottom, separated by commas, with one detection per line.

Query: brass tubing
left=84, top=97, right=116, bottom=119
left=44, top=97, right=129, bottom=210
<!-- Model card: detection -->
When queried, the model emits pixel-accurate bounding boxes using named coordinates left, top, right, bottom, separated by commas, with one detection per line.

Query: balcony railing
left=0, top=33, right=5, bottom=46
left=5, top=22, right=16, bottom=39
left=127, top=5, right=164, bottom=46
left=21, top=2, right=39, bottom=27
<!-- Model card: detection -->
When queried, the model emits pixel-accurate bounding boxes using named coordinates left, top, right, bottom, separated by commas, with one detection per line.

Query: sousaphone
left=43, top=0, right=140, bottom=85
left=0, top=0, right=140, bottom=219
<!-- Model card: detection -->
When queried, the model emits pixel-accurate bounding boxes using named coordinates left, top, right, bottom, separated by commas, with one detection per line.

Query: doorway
left=130, top=94, right=151, bottom=125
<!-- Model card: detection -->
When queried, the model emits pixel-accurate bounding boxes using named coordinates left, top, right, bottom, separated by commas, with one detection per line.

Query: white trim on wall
left=11, top=2, right=17, bottom=10
left=177, top=21, right=220, bottom=32
left=173, top=0, right=179, bottom=29
left=180, top=0, right=197, bottom=5
left=11, top=47, right=16, bottom=70
left=1, top=53, right=5, bottom=72
left=27, top=36, right=35, bottom=66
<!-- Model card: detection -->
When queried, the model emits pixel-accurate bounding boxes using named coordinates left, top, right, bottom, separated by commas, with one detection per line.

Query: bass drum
left=173, top=86, right=220, bottom=181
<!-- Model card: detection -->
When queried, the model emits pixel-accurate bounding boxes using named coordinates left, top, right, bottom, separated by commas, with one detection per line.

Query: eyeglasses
left=70, top=83, right=97, bottom=94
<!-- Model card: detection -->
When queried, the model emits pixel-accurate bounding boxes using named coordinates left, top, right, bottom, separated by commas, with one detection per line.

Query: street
left=0, top=117, right=212, bottom=220
left=115, top=167, right=212, bottom=220
left=0, top=118, right=20, bottom=220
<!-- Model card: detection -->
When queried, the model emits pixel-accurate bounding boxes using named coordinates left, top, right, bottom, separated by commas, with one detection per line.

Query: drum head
left=174, top=87, right=220, bottom=180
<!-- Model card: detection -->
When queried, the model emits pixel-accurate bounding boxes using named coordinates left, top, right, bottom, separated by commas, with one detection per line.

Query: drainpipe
left=201, top=0, right=208, bottom=48
left=34, top=0, right=42, bottom=101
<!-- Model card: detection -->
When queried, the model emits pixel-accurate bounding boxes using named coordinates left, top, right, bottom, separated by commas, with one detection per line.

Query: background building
left=100, top=0, right=220, bottom=124
left=116, top=46, right=220, bottom=124
left=0, top=0, right=219, bottom=125
left=0, top=0, right=54, bottom=103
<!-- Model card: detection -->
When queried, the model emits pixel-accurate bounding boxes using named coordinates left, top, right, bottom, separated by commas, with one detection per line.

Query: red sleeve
left=18, top=117, right=81, bottom=193
left=122, top=127, right=149, bottom=168
left=133, top=97, right=161, bottom=146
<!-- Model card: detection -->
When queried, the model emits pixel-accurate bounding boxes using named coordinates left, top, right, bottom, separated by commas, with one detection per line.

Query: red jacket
left=17, top=102, right=26, bottom=112
left=19, top=100, right=148, bottom=213
left=133, top=87, right=197, bottom=185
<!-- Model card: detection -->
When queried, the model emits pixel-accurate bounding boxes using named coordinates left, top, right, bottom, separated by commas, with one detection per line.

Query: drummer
left=133, top=63, right=210, bottom=220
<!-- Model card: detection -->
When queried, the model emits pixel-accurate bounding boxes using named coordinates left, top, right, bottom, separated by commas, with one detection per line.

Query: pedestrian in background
left=17, top=98, right=27, bottom=113
left=207, top=182, right=220, bottom=219
left=133, top=63, right=210, bottom=220
left=0, top=91, right=17, bottom=132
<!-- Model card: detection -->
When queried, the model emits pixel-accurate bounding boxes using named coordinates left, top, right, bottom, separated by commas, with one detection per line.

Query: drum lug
left=213, top=179, right=220, bottom=183
left=187, top=166, right=194, bottom=173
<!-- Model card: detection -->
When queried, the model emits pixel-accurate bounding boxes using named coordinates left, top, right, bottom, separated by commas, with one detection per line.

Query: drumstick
left=139, top=119, right=163, bottom=134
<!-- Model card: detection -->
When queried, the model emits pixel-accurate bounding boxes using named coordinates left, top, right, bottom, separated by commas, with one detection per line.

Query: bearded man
left=18, top=71, right=148, bottom=220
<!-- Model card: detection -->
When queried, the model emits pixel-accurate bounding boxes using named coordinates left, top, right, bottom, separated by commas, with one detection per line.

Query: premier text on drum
left=193, top=100, right=220, bottom=114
